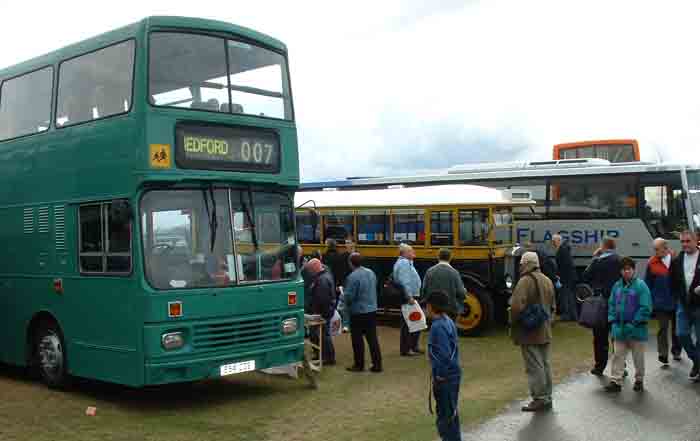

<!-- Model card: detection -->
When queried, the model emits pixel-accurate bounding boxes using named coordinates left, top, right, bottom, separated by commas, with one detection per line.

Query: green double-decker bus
left=0, top=16, right=304, bottom=388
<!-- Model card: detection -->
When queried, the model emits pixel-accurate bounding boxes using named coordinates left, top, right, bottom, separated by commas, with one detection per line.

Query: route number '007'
left=241, top=141, right=274, bottom=164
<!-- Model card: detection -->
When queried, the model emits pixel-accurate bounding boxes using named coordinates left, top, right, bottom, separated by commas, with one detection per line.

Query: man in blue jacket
left=426, top=290, right=462, bottom=441
left=605, top=257, right=652, bottom=393
left=645, top=238, right=682, bottom=365
left=344, top=252, right=383, bottom=373
left=394, top=243, right=423, bottom=356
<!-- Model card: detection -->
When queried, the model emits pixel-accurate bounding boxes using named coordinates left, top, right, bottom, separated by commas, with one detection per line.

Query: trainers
left=633, top=381, right=644, bottom=392
left=605, top=382, right=622, bottom=393
left=689, top=364, right=699, bottom=380
left=658, top=355, right=669, bottom=365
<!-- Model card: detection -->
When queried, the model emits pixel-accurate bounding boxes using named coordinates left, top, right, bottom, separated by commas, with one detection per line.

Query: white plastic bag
left=330, top=309, right=343, bottom=337
left=401, top=302, right=428, bottom=333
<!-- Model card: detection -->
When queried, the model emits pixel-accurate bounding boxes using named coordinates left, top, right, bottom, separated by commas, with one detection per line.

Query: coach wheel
left=33, top=322, right=69, bottom=388
left=456, top=286, right=494, bottom=336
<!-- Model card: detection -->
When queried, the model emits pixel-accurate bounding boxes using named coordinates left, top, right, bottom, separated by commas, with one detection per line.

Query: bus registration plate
left=220, top=360, right=256, bottom=376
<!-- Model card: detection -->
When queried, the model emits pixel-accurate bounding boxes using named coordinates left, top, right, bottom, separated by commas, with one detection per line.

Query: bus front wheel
left=456, top=286, right=494, bottom=336
left=33, top=321, right=69, bottom=388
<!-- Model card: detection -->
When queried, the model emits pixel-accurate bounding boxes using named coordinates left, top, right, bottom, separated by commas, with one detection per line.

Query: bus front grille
left=192, top=316, right=282, bottom=352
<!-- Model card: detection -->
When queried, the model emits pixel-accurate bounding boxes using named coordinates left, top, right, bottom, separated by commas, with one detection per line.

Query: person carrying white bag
left=393, top=243, right=424, bottom=356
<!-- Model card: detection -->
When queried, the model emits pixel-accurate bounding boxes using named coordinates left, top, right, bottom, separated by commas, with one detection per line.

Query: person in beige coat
left=510, top=251, right=556, bottom=412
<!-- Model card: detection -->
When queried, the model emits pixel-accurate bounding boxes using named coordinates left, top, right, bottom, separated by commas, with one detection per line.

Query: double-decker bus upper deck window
left=149, top=32, right=292, bottom=120
left=56, top=40, right=135, bottom=127
left=0, top=66, right=53, bottom=141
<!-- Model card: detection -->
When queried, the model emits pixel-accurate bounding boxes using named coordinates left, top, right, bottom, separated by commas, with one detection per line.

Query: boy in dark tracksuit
left=427, top=291, right=462, bottom=441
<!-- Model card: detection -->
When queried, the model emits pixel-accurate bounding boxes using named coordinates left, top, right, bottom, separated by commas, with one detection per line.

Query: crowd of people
left=299, top=230, right=700, bottom=441
left=511, top=230, right=700, bottom=413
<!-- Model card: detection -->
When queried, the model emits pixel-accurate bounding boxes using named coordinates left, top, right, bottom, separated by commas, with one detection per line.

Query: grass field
left=0, top=321, right=595, bottom=441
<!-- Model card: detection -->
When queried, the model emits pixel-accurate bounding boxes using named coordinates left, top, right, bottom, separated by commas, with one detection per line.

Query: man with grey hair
left=510, top=251, right=556, bottom=412
left=394, top=243, right=423, bottom=356
left=645, top=237, right=682, bottom=364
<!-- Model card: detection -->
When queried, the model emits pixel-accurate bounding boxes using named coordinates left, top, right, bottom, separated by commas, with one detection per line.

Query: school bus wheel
left=456, top=286, right=494, bottom=336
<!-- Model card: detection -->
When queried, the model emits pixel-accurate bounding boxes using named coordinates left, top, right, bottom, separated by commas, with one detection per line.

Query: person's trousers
left=593, top=322, right=611, bottom=372
left=309, top=321, right=335, bottom=363
left=433, top=377, right=462, bottom=441
left=521, top=343, right=552, bottom=403
left=656, top=311, right=682, bottom=359
left=611, top=339, right=645, bottom=383
left=400, top=314, right=421, bottom=354
left=350, top=312, right=382, bottom=369
left=558, top=285, right=578, bottom=321
left=676, top=303, right=699, bottom=365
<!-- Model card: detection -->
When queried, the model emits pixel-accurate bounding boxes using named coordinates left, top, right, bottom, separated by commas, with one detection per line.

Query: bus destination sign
left=175, top=123, right=280, bottom=173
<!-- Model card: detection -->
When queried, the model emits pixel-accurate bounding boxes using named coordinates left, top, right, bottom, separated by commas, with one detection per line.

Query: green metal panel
left=0, top=17, right=302, bottom=387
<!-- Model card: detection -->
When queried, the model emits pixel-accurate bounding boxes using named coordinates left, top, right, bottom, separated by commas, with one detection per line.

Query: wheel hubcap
left=457, top=292, right=483, bottom=331
left=38, top=332, right=63, bottom=377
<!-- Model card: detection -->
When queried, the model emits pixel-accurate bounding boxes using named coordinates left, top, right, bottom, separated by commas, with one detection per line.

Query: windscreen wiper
left=202, top=185, right=218, bottom=253
left=239, top=188, right=258, bottom=249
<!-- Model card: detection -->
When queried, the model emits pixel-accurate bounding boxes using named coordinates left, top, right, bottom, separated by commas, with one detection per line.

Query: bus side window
left=79, top=201, right=132, bottom=274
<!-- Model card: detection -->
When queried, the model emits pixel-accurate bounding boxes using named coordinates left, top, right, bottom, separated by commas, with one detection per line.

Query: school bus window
left=357, top=210, right=390, bottom=245
left=493, top=209, right=514, bottom=245
left=296, top=211, right=320, bottom=244
left=459, top=210, right=488, bottom=246
left=431, top=211, right=453, bottom=246
left=392, top=209, right=424, bottom=245
left=324, top=210, right=354, bottom=243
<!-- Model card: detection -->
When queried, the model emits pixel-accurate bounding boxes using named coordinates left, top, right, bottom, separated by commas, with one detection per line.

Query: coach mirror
left=110, top=199, right=133, bottom=225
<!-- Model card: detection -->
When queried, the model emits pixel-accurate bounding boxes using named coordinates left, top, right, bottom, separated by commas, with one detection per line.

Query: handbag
left=578, top=294, right=608, bottom=329
left=518, top=274, right=550, bottom=332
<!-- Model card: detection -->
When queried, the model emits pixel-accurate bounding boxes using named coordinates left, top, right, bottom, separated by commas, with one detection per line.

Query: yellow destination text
left=184, top=136, right=229, bottom=156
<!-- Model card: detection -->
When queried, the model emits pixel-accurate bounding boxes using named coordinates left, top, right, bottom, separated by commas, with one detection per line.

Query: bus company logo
left=517, top=227, right=620, bottom=245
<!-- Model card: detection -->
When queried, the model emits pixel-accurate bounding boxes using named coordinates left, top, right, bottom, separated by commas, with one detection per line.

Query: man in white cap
left=510, top=251, right=556, bottom=412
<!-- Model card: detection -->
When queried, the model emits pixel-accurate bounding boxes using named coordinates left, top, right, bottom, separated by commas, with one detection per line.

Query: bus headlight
left=505, top=274, right=514, bottom=290
left=161, top=332, right=185, bottom=350
left=282, top=318, right=298, bottom=335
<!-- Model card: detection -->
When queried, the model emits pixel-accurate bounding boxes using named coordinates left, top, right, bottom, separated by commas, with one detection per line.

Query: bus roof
left=0, top=16, right=286, bottom=80
left=300, top=161, right=700, bottom=190
left=295, top=184, right=534, bottom=209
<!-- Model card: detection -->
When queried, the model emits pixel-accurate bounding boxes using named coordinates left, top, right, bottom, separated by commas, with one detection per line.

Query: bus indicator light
left=288, top=292, right=297, bottom=306
left=168, top=301, right=183, bottom=318
left=53, top=278, right=64, bottom=294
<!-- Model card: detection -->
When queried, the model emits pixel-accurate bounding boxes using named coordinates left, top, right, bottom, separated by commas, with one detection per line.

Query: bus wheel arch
left=456, top=276, right=495, bottom=337
left=27, top=313, right=69, bottom=388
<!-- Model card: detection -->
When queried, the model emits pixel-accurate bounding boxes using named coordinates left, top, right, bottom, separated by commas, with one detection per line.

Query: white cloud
left=2, top=0, right=700, bottom=181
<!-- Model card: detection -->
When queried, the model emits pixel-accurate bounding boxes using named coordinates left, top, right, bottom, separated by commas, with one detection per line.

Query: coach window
left=548, top=175, right=636, bottom=219
left=56, top=40, right=135, bottom=127
left=79, top=201, right=132, bottom=274
left=488, top=179, right=547, bottom=219
left=459, top=209, right=488, bottom=246
left=0, top=66, right=53, bottom=141
left=357, top=210, right=390, bottom=245
left=430, top=211, right=453, bottom=246
left=392, top=209, right=424, bottom=245
left=323, top=211, right=354, bottom=243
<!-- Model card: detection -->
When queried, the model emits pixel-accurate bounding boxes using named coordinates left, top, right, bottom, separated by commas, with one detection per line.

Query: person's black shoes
left=659, top=355, right=669, bottom=365
left=521, top=400, right=552, bottom=412
left=370, top=366, right=383, bottom=373
left=346, top=366, right=364, bottom=372
left=690, top=364, right=700, bottom=381
left=673, top=353, right=682, bottom=362
left=590, top=368, right=604, bottom=376
left=633, top=380, right=644, bottom=392
left=605, top=382, right=622, bottom=393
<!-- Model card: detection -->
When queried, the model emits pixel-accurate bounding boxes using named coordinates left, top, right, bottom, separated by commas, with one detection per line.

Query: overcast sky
left=2, top=1, right=699, bottom=181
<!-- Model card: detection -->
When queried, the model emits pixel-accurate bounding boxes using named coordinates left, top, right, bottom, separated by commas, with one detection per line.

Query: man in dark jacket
left=645, top=238, right=682, bottom=365
left=323, top=238, right=352, bottom=290
left=422, top=248, right=467, bottom=320
left=670, top=230, right=700, bottom=382
left=553, top=234, right=578, bottom=321
left=305, top=258, right=336, bottom=365
left=582, top=237, right=622, bottom=376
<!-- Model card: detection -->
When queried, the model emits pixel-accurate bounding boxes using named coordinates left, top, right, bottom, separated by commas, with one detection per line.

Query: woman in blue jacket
left=605, top=257, right=652, bottom=393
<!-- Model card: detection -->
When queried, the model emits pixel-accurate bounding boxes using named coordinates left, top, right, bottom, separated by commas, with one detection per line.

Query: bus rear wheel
left=33, top=321, right=69, bottom=388
left=456, top=286, right=494, bottom=336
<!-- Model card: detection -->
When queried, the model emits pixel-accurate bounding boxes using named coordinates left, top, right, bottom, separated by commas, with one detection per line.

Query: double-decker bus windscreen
left=141, top=189, right=298, bottom=290
left=149, top=32, right=292, bottom=120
